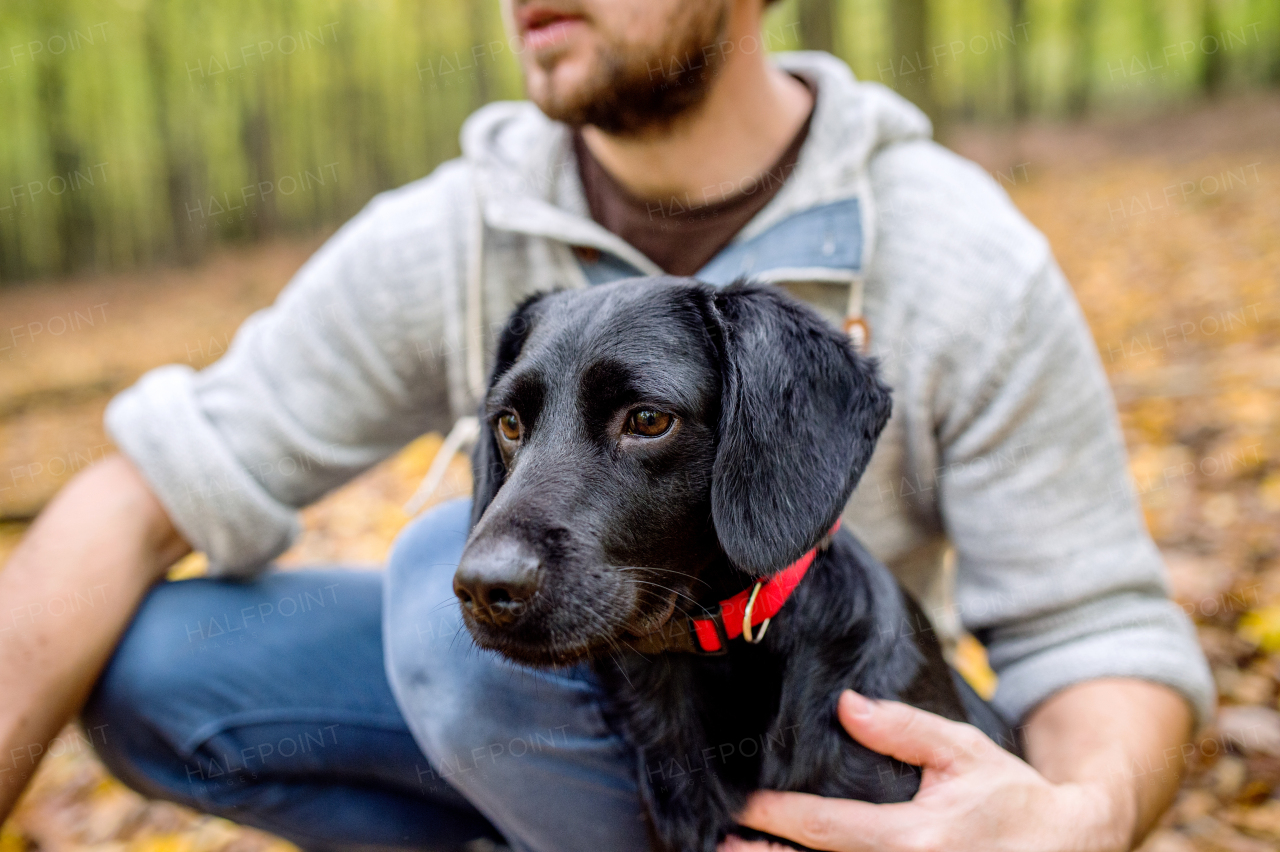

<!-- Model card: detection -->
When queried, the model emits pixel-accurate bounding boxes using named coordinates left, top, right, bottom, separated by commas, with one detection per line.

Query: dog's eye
left=497, top=412, right=521, bottom=442
left=625, top=409, right=673, bottom=438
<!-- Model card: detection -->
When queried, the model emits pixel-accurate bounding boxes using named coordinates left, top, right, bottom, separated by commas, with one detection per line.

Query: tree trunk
left=890, top=0, right=940, bottom=130
left=1068, top=0, right=1098, bottom=115
left=797, top=0, right=837, bottom=54
left=1201, top=0, right=1224, bottom=92
left=1008, top=0, right=1029, bottom=118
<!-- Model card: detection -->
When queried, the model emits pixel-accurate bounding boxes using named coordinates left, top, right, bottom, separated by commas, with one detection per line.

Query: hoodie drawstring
left=404, top=183, right=487, bottom=517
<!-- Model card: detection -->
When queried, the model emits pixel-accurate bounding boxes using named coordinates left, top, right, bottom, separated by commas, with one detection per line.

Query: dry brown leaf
left=1217, top=706, right=1280, bottom=758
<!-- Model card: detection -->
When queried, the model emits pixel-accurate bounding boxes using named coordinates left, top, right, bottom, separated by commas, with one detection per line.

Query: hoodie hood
left=458, top=51, right=933, bottom=278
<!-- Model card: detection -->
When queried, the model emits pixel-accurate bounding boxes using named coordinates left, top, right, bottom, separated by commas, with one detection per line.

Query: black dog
left=453, top=277, right=1018, bottom=852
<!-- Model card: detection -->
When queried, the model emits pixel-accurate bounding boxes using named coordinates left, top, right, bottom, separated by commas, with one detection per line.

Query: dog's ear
left=470, top=293, right=545, bottom=529
left=706, top=283, right=892, bottom=575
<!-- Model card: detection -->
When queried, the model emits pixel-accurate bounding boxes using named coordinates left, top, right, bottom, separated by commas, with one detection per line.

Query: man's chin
left=524, top=55, right=606, bottom=124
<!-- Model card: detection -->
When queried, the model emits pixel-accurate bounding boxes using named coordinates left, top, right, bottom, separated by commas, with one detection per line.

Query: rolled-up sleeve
left=934, top=259, right=1215, bottom=727
left=106, top=167, right=466, bottom=576
left=107, top=363, right=303, bottom=574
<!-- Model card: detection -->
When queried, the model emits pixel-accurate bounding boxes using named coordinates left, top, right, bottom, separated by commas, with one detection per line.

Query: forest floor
left=2, top=92, right=1280, bottom=852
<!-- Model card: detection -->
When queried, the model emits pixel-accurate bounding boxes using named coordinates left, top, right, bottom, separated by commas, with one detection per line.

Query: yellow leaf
left=953, top=633, right=998, bottom=700
left=1260, top=472, right=1280, bottom=513
left=389, top=433, right=445, bottom=479
left=0, top=522, right=29, bottom=569
left=167, top=552, right=209, bottom=581
left=128, top=833, right=192, bottom=852
left=1238, top=606, right=1280, bottom=653
left=0, top=826, right=29, bottom=852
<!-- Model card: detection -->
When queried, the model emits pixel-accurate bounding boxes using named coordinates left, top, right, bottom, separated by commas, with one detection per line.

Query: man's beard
left=533, top=3, right=730, bottom=136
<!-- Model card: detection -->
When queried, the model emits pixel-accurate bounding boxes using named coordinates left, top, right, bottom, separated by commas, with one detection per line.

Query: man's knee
left=83, top=580, right=214, bottom=802
left=385, top=568, right=610, bottom=803
left=385, top=498, right=545, bottom=787
left=384, top=496, right=475, bottom=719
left=398, top=650, right=602, bottom=804
left=386, top=498, right=472, bottom=586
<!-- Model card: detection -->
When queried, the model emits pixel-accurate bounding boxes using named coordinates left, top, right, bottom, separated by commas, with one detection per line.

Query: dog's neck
left=696, top=558, right=759, bottom=610
left=697, top=525, right=840, bottom=608
left=623, top=529, right=838, bottom=656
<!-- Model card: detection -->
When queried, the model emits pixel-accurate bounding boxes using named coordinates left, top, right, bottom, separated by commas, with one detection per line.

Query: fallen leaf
left=1224, top=800, right=1280, bottom=840
left=1218, top=706, right=1280, bottom=758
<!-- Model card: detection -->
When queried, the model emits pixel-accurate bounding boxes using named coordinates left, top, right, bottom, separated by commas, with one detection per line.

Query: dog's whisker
left=606, top=649, right=635, bottom=689
left=563, top=604, right=637, bottom=675
left=596, top=634, right=637, bottom=688
left=613, top=565, right=712, bottom=590
left=608, top=566, right=702, bottom=597
left=616, top=577, right=702, bottom=610
left=426, top=597, right=458, bottom=614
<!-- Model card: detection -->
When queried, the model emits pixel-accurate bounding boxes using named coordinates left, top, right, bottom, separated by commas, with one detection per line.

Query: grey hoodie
left=106, top=52, right=1214, bottom=726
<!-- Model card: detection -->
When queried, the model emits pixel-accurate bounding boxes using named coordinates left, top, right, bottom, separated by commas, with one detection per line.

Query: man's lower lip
left=522, top=18, right=584, bottom=52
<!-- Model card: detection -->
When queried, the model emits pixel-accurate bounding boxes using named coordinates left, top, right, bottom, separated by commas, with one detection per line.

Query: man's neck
left=580, top=28, right=813, bottom=206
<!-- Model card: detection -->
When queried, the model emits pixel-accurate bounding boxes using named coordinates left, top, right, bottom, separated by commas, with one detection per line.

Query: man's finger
left=734, top=789, right=913, bottom=852
left=838, top=690, right=994, bottom=771
left=718, top=835, right=787, bottom=852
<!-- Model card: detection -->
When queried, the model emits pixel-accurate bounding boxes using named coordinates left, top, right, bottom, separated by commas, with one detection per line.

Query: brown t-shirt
left=574, top=86, right=815, bottom=277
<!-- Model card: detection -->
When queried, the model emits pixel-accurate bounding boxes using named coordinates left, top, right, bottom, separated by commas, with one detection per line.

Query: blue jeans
left=85, top=499, right=649, bottom=852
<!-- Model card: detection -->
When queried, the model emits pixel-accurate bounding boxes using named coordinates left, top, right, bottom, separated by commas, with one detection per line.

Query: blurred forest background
left=2, top=1, right=1280, bottom=852
left=0, top=0, right=1278, bottom=282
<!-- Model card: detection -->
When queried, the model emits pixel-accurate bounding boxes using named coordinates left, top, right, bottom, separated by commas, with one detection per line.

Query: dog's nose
left=454, top=538, right=540, bottom=627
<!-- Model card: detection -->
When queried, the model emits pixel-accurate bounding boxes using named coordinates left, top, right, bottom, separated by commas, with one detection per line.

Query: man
left=0, top=0, right=1212, bottom=850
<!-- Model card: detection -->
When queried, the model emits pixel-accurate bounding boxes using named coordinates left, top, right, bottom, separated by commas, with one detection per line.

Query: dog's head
left=453, top=277, right=891, bottom=666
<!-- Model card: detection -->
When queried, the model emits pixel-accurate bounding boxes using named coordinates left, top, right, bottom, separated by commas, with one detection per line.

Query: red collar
left=688, top=519, right=839, bottom=654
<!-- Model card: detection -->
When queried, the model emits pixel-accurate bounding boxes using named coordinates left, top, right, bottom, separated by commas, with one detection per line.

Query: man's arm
left=101, top=165, right=465, bottom=579
left=0, top=160, right=471, bottom=817
left=861, top=142, right=1214, bottom=730
left=725, top=678, right=1192, bottom=852
left=1026, top=678, right=1192, bottom=846
left=0, top=455, right=189, bottom=819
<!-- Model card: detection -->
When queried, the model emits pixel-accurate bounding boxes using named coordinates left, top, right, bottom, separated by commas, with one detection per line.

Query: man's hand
left=721, top=689, right=1155, bottom=852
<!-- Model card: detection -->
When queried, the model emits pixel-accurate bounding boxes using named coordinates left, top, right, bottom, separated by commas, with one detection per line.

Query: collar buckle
left=742, top=581, right=771, bottom=644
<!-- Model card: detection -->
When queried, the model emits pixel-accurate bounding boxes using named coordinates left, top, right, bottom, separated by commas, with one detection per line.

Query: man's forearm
left=1023, top=678, right=1195, bottom=849
left=0, top=455, right=189, bottom=818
